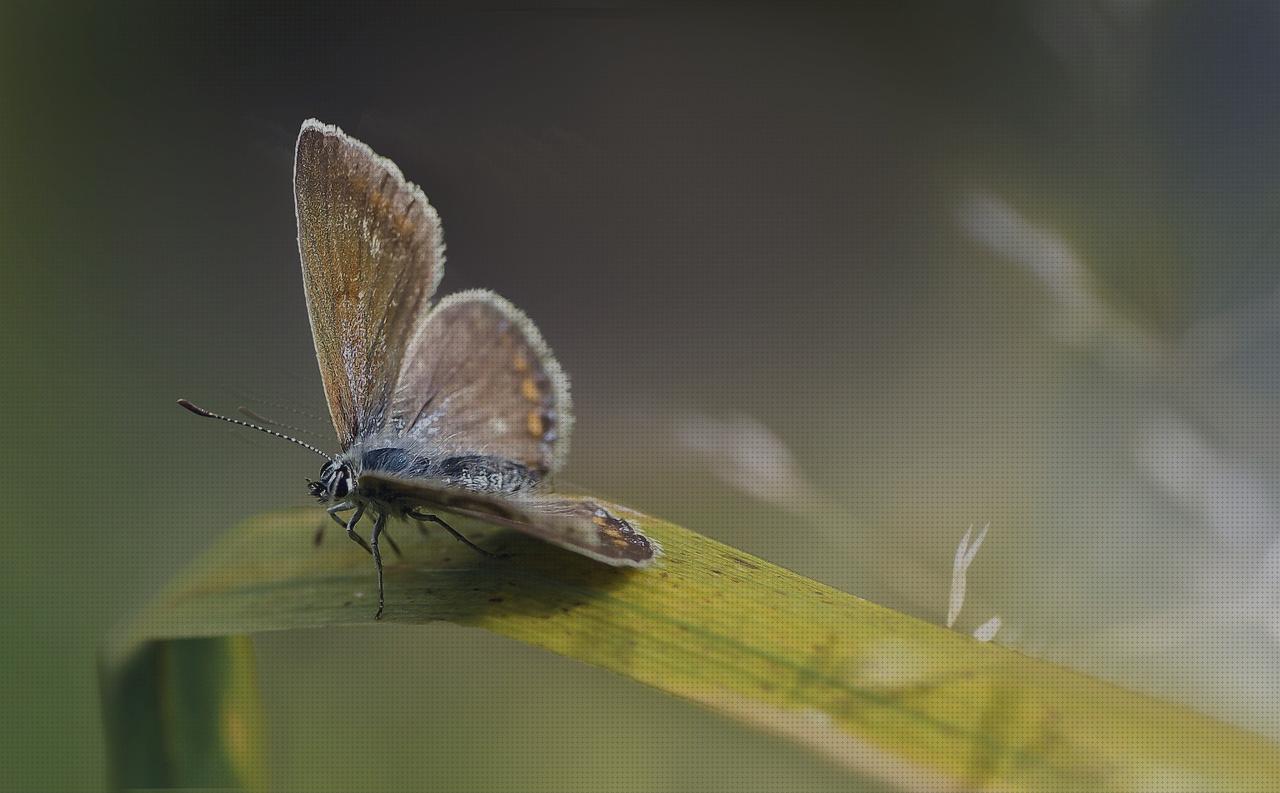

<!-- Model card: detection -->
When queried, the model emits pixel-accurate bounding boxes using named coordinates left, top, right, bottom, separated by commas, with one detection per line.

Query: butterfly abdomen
left=355, top=446, right=541, bottom=496
left=431, top=454, right=541, bottom=494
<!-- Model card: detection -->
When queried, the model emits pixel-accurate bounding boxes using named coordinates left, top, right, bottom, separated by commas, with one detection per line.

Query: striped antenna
left=178, top=399, right=331, bottom=460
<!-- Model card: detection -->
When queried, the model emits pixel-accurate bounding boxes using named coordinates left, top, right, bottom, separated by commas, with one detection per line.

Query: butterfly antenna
left=229, top=387, right=330, bottom=425
left=237, top=405, right=318, bottom=439
left=178, top=399, right=331, bottom=459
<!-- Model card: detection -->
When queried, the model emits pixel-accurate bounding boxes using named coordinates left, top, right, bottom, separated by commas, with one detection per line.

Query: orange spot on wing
left=594, top=516, right=635, bottom=551
left=527, top=410, right=545, bottom=438
left=520, top=377, right=541, bottom=403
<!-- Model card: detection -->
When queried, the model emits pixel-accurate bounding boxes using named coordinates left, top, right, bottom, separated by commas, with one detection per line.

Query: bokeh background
left=6, top=2, right=1280, bottom=790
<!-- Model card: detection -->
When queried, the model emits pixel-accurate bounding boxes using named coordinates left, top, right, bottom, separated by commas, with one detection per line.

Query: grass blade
left=100, top=636, right=265, bottom=791
left=102, top=505, right=1280, bottom=791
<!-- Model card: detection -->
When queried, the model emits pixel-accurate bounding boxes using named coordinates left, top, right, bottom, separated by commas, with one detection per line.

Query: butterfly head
left=309, top=459, right=355, bottom=502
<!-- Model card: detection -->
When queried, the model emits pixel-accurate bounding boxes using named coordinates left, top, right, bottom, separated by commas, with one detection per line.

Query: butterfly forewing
left=294, top=119, right=445, bottom=447
left=389, top=289, right=573, bottom=476
left=358, top=471, right=659, bottom=566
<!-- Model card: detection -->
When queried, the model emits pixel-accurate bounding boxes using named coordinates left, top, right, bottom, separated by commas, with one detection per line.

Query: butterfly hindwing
left=389, top=289, right=572, bottom=477
left=294, top=119, right=444, bottom=447
left=357, top=471, right=658, bottom=566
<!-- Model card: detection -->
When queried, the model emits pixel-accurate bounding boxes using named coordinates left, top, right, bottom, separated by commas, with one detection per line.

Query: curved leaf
left=100, top=635, right=265, bottom=790
left=102, top=505, right=1280, bottom=791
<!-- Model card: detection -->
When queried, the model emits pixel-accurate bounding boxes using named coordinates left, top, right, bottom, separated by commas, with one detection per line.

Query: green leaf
left=101, top=504, right=1280, bottom=792
left=99, top=636, right=265, bottom=791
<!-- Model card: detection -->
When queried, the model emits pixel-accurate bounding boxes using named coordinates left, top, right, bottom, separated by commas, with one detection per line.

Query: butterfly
left=180, top=119, right=658, bottom=618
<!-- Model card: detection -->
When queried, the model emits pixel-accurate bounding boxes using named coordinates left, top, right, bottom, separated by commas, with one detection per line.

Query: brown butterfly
left=180, top=119, right=658, bottom=618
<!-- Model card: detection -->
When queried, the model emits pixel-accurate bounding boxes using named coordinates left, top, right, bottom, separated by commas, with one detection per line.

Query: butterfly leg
left=341, top=503, right=372, bottom=555
left=326, top=503, right=401, bottom=558
left=380, top=527, right=403, bottom=559
left=411, top=517, right=430, bottom=539
left=407, top=510, right=496, bottom=558
left=319, top=501, right=355, bottom=547
left=369, top=511, right=387, bottom=620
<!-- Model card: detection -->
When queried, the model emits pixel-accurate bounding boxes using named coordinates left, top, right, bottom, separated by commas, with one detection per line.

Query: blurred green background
left=6, top=2, right=1280, bottom=790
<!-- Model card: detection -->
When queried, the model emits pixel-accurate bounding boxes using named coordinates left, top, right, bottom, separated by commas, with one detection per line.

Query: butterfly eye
left=328, top=464, right=353, bottom=498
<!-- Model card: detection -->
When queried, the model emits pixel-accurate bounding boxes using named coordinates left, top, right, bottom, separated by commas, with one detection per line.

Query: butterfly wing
left=358, top=471, right=659, bottom=566
left=294, top=119, right=445, bottom=447
left=388, top=289, right=572, bottom=476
